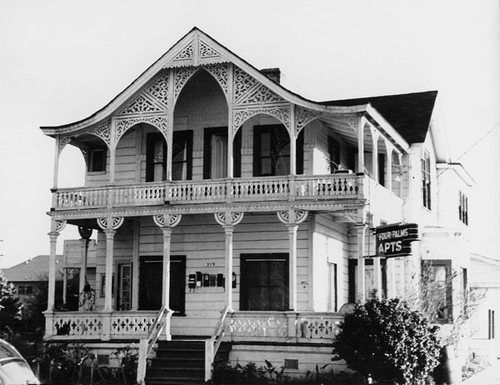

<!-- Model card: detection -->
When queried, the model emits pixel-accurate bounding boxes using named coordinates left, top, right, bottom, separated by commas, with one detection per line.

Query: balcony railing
left=45, top=310, right=344, bottom=343
left=52, top=174, right=364, bottom=210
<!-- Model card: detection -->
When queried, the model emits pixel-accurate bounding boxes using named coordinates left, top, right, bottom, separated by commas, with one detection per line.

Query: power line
left=437, top=121, right=500, bottom=178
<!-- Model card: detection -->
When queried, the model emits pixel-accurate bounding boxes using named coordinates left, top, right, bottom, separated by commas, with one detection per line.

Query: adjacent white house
left=39, top=27, right=481, bottom=383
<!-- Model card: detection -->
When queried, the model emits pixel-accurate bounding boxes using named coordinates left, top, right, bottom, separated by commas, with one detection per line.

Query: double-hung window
left=421, top=153, right=431, bottom=209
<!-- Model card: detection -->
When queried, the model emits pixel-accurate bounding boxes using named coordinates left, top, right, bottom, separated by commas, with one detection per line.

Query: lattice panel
left=110, top=315, right=157, bottom=335
left=199, top=39, right=222, bottom=59
left=237, top=84, right=285, bottom=106
left=228, top=317, right=288, bottom=338
left=88, top=120, right=112, bottom=146
left=298, top=318, right=341, bottom=339
left=233, top=66, right=258, bottom=103
left=53, top=316, right=102, bottom=337
left=146, top=72, right=170, bottom=107
left=203, top=63, right=229, bottom=94
left=172, top=41, right=194, bottom=62
left=174, top=67, right=198, bottom=100
left=233, top=106, right=290, bottom=132
left=119, top=94, right=164, bottom=116
left=296, top=106, right=321, bottom=135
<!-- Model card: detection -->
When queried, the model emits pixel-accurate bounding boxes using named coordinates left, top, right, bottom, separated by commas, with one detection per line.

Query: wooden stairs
left=145, top=339, right=231, bottom=385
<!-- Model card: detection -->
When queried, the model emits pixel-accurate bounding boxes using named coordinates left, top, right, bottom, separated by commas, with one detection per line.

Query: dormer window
left=88, top=148, right=107, bottom=173
left=421, top=153, right=431, bottom=210
left=459, top=191, right=469, bottom=225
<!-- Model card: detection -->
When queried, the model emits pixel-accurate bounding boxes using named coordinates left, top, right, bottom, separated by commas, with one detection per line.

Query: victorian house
left=40, top=28, right=474, bottom=384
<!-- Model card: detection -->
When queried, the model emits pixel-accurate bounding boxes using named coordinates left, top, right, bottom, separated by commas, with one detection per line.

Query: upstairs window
left=459, top=191, right=469, bottom=225
left=203, top=127, right=242, bottom=179
left=146, top=133, right=167, bottom=182
left=88, top=148, right=107, bottom=172
left=172, top=131, right=193, bottom=181
left=421, top=153, right=431, bottom=210
left=328, top=137, right=340, bottom=173
left=253, top=125, right=303, bottom=176
left=146, top=131, right=193, bottom=182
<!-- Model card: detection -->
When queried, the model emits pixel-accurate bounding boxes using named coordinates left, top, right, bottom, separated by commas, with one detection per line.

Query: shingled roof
left=1, top=255, right=63, bottom=282
left=321, top=90, right=438, bottom=144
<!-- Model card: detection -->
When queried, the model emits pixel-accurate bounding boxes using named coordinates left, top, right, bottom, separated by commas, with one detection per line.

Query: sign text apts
left=375, top=223, right=419, bottom=258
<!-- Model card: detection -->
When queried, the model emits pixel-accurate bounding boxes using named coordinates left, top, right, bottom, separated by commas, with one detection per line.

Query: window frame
left=88, top=148, right=107, bottom=173
left=421, top=152, right=432, bottom=210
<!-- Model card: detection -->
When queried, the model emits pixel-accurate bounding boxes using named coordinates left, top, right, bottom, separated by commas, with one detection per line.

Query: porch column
left=215, top=211, right=244, bottom=310
left=356, top=223, right=367, bottom=303
left=166, top=70, right=175, bottom=181
left=52, top=136, right=61, bottom=189
left=109, top=117, right=117, bottom=185
left=386, top=147, right=393, bottom=192
left=277, top=209, right=308, bottom=311
left=289, top=104, right=296, bottom=176
left=227, top=63, right=234, bottom=179
left=97, top=217, right=124, bottom=312
left=153, top=214, right=182, bottom=308
left=372, top=132, right=379, bottom=182
left=45, top=220, right=66, bottom=339
left=357, top=116, right=366, bottom=173
left=47, top=220, right=66, bottom=311
left=78, top=227, right=93, bottom=296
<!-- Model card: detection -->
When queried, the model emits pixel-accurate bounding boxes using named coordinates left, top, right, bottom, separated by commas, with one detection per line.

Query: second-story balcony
left=52, top=174, right=363, bottom=210
left=51, top=173, right=403, bottom=221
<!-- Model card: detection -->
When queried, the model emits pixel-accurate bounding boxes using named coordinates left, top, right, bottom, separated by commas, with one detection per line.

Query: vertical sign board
left=375, top=223, right=419, bottom=258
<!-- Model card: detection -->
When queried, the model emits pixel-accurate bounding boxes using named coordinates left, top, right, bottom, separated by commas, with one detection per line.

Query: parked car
left=0, top=339, right=39, bottom=384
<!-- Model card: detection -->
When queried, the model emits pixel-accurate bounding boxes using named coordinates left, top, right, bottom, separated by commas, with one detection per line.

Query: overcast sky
left=0, top=0, right=499, bottom=267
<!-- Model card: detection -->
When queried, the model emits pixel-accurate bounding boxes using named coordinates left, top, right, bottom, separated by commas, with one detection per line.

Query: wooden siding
left=312, top=214, right=350, bottom=310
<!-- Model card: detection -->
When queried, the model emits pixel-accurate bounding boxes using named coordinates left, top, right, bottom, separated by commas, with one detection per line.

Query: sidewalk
left=461, top=359, right=500, bottom=385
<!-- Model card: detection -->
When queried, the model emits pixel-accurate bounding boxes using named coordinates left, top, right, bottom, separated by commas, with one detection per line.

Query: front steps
left=145, top=339, right=231, bottom=385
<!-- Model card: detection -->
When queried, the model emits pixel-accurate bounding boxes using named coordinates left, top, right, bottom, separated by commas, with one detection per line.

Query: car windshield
left=0, top=342, right=21, bottom=359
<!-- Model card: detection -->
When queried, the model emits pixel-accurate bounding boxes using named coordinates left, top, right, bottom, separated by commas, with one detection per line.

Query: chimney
left=260, top=68, right=281, bottom=84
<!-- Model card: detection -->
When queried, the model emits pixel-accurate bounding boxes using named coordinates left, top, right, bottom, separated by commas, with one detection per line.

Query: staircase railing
left=136, top=306, right=173, bottom=385
left=204, top=306, right=232, bottom=382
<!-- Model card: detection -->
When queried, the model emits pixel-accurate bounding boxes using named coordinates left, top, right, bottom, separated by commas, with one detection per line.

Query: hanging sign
left=375, top=223, right=419, bottom=258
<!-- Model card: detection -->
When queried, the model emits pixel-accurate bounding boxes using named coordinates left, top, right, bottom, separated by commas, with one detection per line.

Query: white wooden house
left=40, top=27, right=475, bottom=383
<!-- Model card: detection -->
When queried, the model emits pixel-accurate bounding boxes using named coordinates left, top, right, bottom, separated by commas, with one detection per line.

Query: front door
left=240, top=253, right=289, bottom=311
left=138, top=256, right=186, bottom=314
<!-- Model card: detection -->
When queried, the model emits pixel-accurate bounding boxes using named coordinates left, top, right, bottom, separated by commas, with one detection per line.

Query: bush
left=210, top=361, right=365, bottom=385
left=332, top=298, right=441, bottom=385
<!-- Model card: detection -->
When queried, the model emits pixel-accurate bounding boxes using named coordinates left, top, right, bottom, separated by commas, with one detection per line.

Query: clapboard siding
left=312, top=214, right=350, bottom=309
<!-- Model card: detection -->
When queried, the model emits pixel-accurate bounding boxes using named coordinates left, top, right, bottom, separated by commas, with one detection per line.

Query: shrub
left=332, top=298, right=441, bottom=385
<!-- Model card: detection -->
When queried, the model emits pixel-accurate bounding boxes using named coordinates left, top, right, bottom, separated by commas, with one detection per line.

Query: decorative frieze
left=97, top=216, right=124, bottom=231
left=295, top=106, right=321, bottom=135
left=153, top=213, right=182, bottom=228
left=172, top=42, right=194, bottom=62
left=214, top=211, right=244, bottom=227
left=88, top=120, right=112, bottom=147
left=233, top=66, right=258, bottom=103
left=119, top=94, right=164, bottom=116
left=203, top=63, right=228, bottom=94
left=173, top=67, right=198, bottom=100
left=199, top=39, right=222, bottom=59
left=233, top=106, right=290, bottom=132
left=115, top=115, right=168, bottom=143
left=277, top=209, right=308, bottom=225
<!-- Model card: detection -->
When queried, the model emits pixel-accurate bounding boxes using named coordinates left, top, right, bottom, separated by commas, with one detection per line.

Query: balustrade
left=47, top=310, right=344, bottom=343
left=52, top=174, right=363, bottom=210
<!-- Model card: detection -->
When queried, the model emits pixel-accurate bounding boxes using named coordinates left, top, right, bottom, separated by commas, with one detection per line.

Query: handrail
left=137, top=306, right=173, bottom=385
left=205, top=306, right=232, bottom=382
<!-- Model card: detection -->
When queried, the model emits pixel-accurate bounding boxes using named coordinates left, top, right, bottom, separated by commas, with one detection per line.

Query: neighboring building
left=39, top=27, right=478, bottom=383
left=469, top=253, right=500, bottom=363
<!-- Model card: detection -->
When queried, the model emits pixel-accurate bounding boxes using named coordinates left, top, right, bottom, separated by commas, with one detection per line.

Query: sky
left=0, top=0, right=499, bottom=267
